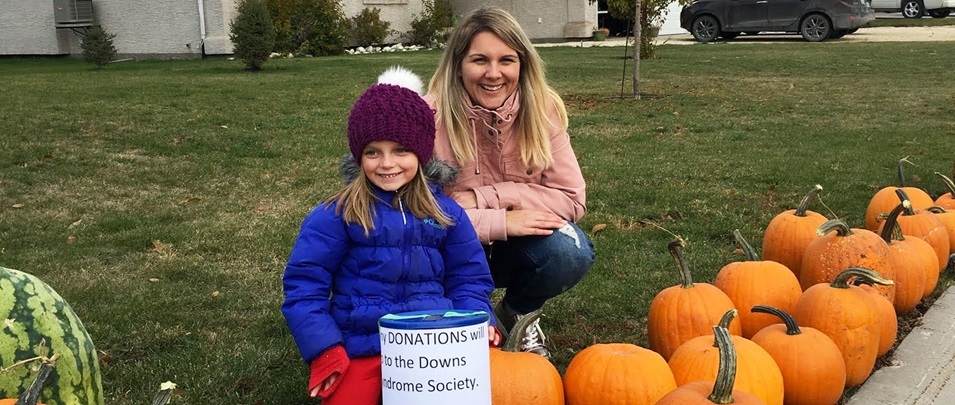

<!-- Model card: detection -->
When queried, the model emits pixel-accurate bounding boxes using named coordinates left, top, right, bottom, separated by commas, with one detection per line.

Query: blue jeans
left=485, top=222, right=595, bottom=314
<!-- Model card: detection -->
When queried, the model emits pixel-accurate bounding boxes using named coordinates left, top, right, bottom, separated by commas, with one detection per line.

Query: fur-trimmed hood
left=338, top=154, right=460, bottom=190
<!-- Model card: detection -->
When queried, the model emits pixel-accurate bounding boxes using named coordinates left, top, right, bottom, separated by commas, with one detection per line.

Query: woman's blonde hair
left=428, top=6, right=568, bottom=170
left=326, top=164, right=453, bottom=236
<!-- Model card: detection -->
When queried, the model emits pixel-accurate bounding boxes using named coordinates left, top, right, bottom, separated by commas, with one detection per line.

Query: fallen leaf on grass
left=66, top=235, right=76, bottom=245
left=255, top=205, right=270, bottom=212
left=591, top=223, right=607, bottom=234
left=149, top=278, right=160, bottom=282
left=12, top=203, right=24, bottom=208
left=69, top=219, right=83, bottom=229
left=178, top=197, right=201, bottom=205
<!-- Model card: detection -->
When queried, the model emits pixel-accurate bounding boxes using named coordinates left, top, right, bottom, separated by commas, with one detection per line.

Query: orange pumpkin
left=761, top=184, right=828, bottom=279
left=934, top=171, right=955, bottom=210
left=655, top=326, right=767, bottom=405
left=800, top=218, right=896, bottom=303
left=865, top=158, right=934, bottom=231
left=793, top=267, right=892, bottom=387
left=667, top=310, right=784, bottom=405
left=750, top=305, right=846, bottom=405
left=881, top=189, right=952, bottom=273
left=648, top=239, right=741, bottom=361
left=878, top=200, right=929, bottom=313
left=563, top=343, right=676, bottom=405
left=489, top=311, right=564, bottom=404
left=852, top=279, right=898, bottom=358
left=927, top=206, right=955, bottom=255
left=716, top=229, right=802, bottom=338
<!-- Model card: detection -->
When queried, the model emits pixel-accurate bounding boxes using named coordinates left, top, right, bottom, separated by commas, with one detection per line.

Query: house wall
left=0, top=0, right=626, bottom=57
left=0, top=0, right=235, bottom=57
left=0, top=0, right=72, bottom=55
left=94, top=0, right=205, bottom=58
left=451, top=0, right=597, bottom=41
left=343, top=0, right=426, bottom=44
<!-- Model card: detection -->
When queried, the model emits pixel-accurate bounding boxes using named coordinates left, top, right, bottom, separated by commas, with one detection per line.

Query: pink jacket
left=424, top=92, right=587, bottom=243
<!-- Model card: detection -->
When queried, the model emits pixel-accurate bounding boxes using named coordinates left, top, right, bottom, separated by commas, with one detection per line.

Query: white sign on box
left=378, top=309, right=491, bottom=405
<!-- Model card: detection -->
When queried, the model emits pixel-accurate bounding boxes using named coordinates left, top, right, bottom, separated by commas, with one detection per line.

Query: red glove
left=308, top=345, right=349, bottom=398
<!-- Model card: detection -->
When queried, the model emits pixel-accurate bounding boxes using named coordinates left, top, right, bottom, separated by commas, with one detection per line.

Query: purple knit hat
left=347, top=67, right=435, bottom=164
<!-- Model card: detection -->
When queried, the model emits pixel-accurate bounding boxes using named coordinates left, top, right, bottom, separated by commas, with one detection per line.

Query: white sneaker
left=518, top=315, right=550, bottom=358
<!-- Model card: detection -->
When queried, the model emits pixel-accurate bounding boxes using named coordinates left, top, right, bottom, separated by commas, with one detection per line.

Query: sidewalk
left=848, top=285, right=955, bottom=404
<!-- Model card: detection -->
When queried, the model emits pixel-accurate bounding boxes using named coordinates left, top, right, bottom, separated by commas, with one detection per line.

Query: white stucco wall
left=1, top=0, right=612, bottom=57
left=343, top=0, right=426, bottom=44
left=0, top=0, right=74, bottom=55
left=452, top=0, right=597, bottom=41
left=201, top=0, right=238, bottom=55
left=93, top=0, right=204, bottom=57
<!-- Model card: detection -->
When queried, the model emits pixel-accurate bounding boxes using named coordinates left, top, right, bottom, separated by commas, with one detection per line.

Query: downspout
left=196, top=0, right=207, bottom=55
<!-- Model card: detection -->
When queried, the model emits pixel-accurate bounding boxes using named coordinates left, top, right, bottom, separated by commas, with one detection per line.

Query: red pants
left=321, top=356, right=382, bottom=405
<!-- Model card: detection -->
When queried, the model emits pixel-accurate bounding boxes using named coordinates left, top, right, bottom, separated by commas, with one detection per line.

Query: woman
left=426, top=7, right=595, bottom=358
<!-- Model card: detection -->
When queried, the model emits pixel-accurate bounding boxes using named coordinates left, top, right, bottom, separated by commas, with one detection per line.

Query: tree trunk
left=632, top=0, right=642, bottom=98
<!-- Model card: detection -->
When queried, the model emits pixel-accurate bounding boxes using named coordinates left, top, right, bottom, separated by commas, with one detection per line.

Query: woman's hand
left=450, top=191, right=478, bottom=209
left=505, top=210, right=566, bottom=237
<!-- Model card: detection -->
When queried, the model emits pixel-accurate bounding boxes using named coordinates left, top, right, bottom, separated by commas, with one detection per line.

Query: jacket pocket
left=502, top=156, right=541, bottom=183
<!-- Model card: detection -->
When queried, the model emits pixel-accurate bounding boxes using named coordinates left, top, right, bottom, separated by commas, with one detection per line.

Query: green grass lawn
left=2, top=39, right=954, bottom=404
left=867, top=15, right=955, bottom=27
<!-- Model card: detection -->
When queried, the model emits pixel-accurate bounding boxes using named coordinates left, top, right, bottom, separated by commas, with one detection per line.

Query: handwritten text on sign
left=379, top=322, right=490, bottom=404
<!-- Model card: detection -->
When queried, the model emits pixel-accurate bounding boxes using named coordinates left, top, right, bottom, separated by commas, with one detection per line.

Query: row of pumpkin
left=490, top=162, right=955, bottom=405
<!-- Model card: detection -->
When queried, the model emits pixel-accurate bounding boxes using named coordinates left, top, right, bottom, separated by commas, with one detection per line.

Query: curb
left=848, top=285, right=955, bottom=404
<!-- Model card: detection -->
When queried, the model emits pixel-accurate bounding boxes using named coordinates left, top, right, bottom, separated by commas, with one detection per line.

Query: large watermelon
left=0, top=266, right=104, bottom=405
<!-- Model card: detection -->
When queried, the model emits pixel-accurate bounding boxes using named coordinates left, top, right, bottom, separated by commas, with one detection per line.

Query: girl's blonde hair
left=326, top=163, right=453, bottom=236
left=428, top=6, right=568, bottom=171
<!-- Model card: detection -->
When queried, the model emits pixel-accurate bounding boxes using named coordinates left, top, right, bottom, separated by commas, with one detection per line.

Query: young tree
left=600, top=0, right=691, bottom=97
left=230, top=0, right=276, bottom=71
left=81, top=25, right=117, bottom=69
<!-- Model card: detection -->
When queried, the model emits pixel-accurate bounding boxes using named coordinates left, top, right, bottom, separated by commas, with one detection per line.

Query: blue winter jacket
left=282, top=159, right=495, bottom=363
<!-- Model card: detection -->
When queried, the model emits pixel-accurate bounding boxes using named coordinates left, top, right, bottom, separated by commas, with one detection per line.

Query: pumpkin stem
left=897, top=157, right=913, bottom=188
left=831, top=267, right=894, bottom=289
left=151, top=381, right=178, bottom=405
left=667, top=238, right=695, bottom=288
left=718, top=309, right=738, bottom=330
left=732, top=229, right=759, bottom=262
left=879, top=200, right=911, bottom=243
left=794, top=184, right=824, bottom=217
left=751, top=305, right=801, bottom=336
left=927, top=206, right=948, bottom=214
left=816, top=218, right=851, bottom=238
left=711, top=309, right=738, bottom=347
left=936, top=172, right=955, bottom=197
left=707, top=325, right=738, bottom=404
left=894, top=188, right=916, bottom=215
left=500, top=309, right=543, bottom=353
left=15, top=355, right=58, bottom=405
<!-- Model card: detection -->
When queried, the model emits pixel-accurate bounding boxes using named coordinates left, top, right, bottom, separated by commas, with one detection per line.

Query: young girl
left=282, top=67, right=499, bottom=405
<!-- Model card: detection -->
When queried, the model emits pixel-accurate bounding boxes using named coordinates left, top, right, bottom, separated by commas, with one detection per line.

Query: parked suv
left=681, top=0, right=875, bottom=42
left=871, top=0, right=953, bottom=18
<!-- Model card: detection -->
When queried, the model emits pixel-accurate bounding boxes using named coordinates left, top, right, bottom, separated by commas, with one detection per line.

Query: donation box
left=378, top=309, right=491, bottom=405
